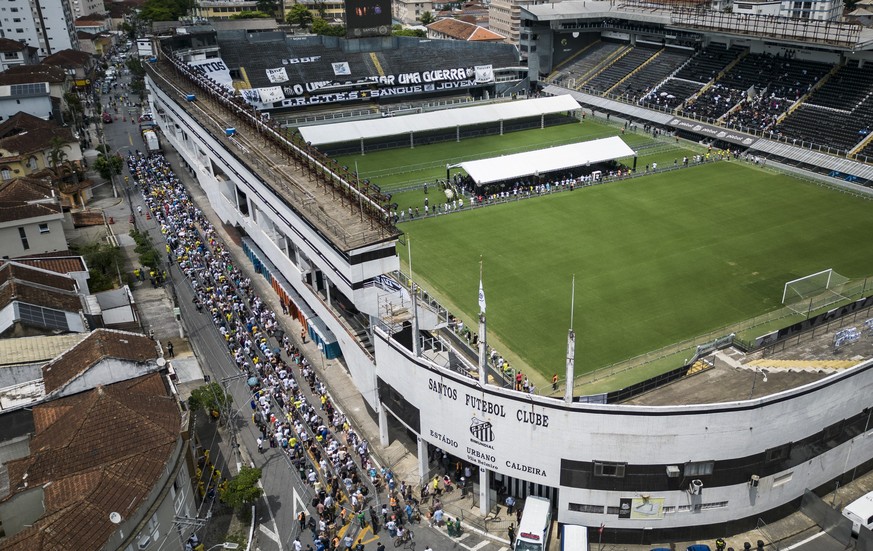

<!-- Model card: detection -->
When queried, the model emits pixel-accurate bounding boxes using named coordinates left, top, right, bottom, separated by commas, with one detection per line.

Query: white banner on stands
left=258, top=86, right=285, bottom=104
left=332, top=62, right=351, bottom=76
left=266, top=67, right=289, bottom=83
left=474, top=64, right=494, bottom=83
left=188, top=58, right=234, bottom=92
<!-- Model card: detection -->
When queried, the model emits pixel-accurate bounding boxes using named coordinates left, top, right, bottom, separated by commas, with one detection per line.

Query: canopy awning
left=459, top=136, right=636, bottom=185
left=298, top=95, right=581, bottom=146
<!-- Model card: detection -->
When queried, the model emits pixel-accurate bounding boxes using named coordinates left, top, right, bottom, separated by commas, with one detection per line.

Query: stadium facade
left=146, top=23, right=873, bottom=542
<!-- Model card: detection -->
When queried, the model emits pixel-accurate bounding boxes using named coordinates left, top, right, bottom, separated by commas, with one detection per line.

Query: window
left=26, top=156, right=37, bottom=170
left=773, top=472, right=793, bottom=487
left=18, top=227, right=28, bottom=250
left=0, top=166, right=11, bottom=180
left=569, top=503, right=604, bottom=514
left=594, top=461, right=626, bottom=478
left=38, top=223, right=49, bottom=234
left=766, top=443, right=791, bottom=463
left=699, top=501, right=729, bottom=510
left=684, top=461, right=714, bottom=477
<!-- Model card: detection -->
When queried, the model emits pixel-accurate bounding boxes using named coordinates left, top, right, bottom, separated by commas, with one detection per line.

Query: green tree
left=311, top=17, right=345, bottom=36
left=121, top=21, right=138, bottom=40
left=255, top=0, right=278, bottom=15
left=285, top=3, right=313, bottom=27
left=73, top=242, right=122, bottom=291
left=47, top=136, right=71, bottom=175
left=393, top=28, right=426, bottom=37
left=140, top=0, right=194, bottom=21
left=418, top=11, right=435, bottom=24
left=220, top=466, right=263, bottom=519
left=126, top=57, right=146, bottom=77
left=94, top=152, right=123, bottom=181
left=187, top=382, right=232, bottom=418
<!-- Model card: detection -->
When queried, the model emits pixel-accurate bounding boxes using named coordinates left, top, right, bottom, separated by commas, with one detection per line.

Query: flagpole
left=478, top=257, right=487, bottom=386
left=565, top=274, right=576, bottom=403
left=408, top=237, right=420, bottom=357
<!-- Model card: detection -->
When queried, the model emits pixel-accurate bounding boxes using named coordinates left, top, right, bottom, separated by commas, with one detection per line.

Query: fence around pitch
left=570, top=276, right=873, bottom=395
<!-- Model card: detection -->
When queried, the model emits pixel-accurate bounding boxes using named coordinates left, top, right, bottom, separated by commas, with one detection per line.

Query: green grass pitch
left=399, top=162, right=873, bottom=385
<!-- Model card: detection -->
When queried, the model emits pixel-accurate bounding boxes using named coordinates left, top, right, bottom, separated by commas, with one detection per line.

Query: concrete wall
left=0, top=217, right=66, bottom=258
left=149, top=77, right=389, bottom=409
left=374, top=328, right=873, bottom=530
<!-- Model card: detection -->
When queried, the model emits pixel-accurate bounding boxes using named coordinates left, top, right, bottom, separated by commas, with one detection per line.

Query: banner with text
left=266, top=67, right=289, bottom=83
left=188, top=58, right=234, bottom=92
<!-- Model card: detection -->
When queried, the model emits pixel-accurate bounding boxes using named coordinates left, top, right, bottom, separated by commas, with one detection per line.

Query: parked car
left=102, top=112, right=113, bottom=124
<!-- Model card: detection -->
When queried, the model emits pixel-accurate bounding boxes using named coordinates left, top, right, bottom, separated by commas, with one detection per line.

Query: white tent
left=298, top=95, right=581, bottom=146
left=458, top=136, right=636, bottom=185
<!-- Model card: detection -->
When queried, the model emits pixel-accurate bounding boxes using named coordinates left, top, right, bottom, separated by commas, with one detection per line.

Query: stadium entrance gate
left=493, top=472, right=558, bottom=503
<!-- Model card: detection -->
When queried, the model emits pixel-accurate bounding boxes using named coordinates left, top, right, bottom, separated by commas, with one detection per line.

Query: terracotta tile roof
left=427, top=18, right=505, bottom=41
left=1, top=372, right=180, bottom=551
left=0, top=201, right=61, bottom=223
left=0, top=64, right=67, bottom=85
left=0, top=111, right=56, bottom=138
left=0, top=177, right=63, bottom=224
left=0, top=38, right=28, bottom=53
left=0, top=262, right=82, bottom=314
left=75, top=13, right=108, bottom=24
left=42, top=329, right=158, bottom=393
left=41, top=49, right=93, bottom=68
left=0, top=262, right=77, bottom=291
left=467, top=26, right=505, bottom=41
left=14, top=255, right=88, bottom=275
left=0, top=114, right=77, bottom=157
left=77, top=30, right=96, bottom=40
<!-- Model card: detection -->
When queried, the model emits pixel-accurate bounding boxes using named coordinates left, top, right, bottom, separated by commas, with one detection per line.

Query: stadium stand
left=216, top=33, right=520, bottom=89
left=673, top=44, right=746, bottom=83
left=557, top=41, right=627, bottom=87
left=640, top=78, right=702, bottom=110
left=681, top=53, right=829, bottom=127
left=611, top=48, right=693, bottom=101
left=582, top=44, right=660, bottom=92
left=776, top=61, right=873, bottom=152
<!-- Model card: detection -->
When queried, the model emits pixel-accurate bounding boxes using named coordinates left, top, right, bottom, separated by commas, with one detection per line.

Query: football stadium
left=146, top=5, right=873, bottom=543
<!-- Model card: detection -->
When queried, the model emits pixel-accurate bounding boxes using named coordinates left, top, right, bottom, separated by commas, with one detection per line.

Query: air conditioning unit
left=689, top=479, right=703, bottom=495
left=137, top=535, right=151, bottom=550
left=666, top=465, right=680, bottom=478
left=749, top=474, right=760, bottom=487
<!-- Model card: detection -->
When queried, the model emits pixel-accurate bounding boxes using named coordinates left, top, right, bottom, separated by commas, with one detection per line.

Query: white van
left=515, top=496, right=553, bottom=551
left=843, top=491, right=873, bottom=536
left=560, top=524, right=589, bottom=551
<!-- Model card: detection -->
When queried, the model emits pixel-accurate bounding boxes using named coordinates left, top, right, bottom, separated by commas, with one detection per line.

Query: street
left=93, top=65, right=494, bottom=551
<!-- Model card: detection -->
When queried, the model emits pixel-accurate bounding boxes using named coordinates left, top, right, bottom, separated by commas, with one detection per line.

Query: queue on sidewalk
left=127, top=150, right=454, bottom=550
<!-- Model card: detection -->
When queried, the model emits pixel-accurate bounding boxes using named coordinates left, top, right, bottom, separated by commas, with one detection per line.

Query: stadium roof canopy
left=298, top=95, right=581, bottom=146
left=459, top=136, right=635, bottom=185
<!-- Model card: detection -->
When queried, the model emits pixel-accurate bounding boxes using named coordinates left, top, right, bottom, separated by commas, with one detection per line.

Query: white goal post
left=782, top=269, right=834, bottom=304
left=782, top=268, right=851, bottom=314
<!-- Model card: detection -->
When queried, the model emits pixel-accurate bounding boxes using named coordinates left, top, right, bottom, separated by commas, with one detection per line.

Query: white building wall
left=0, top=216, right=66, bottom=258
left=149, top=77, right=389, bottom=409
left=0, top=95, right=53, bottom=121
left=0, top=0, right=41, bottom=55
left=35, top=0, right=77, bottom=55
left=0, top=302, right=15, bottom=334
left=374, top=330, right=873, bottom=529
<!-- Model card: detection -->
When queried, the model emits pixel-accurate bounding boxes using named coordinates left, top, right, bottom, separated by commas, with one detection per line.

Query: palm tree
left=47, top=136, right=71, bottom=175
left=46, top=136, right=86, bottom=208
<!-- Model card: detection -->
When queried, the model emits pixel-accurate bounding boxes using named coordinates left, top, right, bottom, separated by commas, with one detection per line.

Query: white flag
left=478, top=278, right=486, bottom=313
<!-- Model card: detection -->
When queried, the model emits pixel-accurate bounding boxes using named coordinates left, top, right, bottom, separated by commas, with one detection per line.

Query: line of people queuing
left=127, top=151, right=398, bottom=550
